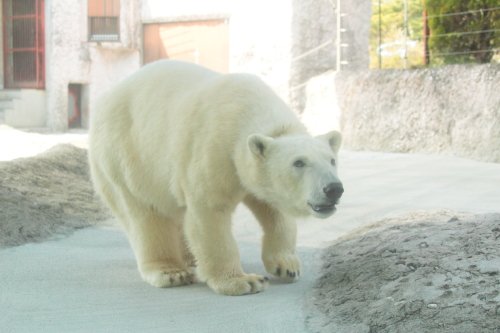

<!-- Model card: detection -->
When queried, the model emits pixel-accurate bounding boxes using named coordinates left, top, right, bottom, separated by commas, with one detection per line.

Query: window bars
left=88, top=0, right=120, bottom=42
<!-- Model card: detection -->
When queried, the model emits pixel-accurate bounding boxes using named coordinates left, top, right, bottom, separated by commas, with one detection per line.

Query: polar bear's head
left=247, top=131, right=344, bottom=219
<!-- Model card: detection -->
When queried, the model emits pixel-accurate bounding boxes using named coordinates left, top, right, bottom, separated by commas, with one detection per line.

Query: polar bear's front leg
left=184, top=207, right=269, bottom=296
left=244, top=195, right=301, bottom=282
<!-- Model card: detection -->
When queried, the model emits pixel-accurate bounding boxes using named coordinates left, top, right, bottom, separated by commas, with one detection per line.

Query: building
left=0, top=0, right=141, bottom=130
left=0, top=0, right=369, bottom=131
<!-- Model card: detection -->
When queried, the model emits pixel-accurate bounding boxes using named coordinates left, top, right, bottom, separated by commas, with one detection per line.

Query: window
left=88, top=0, right=120, bottom=42
left=3, top=0, right=45, bottom=89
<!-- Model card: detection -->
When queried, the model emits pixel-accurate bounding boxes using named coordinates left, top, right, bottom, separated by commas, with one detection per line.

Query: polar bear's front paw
left=140, top=262, right=196, bottom=288
left=263, top=254, right=301, bottom=282
left=207, top=274, right=269, bottom=296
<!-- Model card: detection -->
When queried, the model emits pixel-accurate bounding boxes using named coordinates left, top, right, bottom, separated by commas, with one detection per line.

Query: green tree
left=426, top=0, right=500, bottom=64
left=370, top=0, right=424, bottom=69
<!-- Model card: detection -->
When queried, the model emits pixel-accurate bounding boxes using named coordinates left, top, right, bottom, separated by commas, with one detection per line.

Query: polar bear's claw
left=140, top=264, right=196, bottom=288
left=265, top=254, right=301, bottom=282
left=208, top=274, right=269, bottom=296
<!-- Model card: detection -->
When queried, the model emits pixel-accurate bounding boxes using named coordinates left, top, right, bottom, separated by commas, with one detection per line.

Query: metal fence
left=371, top=1, right=500, bottom=69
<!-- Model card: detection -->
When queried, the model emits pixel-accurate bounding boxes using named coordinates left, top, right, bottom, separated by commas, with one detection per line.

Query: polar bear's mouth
left=308, top=202, right=337, bottom=216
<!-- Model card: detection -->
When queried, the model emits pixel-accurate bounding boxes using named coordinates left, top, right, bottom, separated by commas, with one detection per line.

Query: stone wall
left=303, top=64, right=500, bottom=163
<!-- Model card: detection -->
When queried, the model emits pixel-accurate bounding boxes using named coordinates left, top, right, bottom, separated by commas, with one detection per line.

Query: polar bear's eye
left=331, top=159, right=336, bottom=166
left=293, top=160, right=306, bottom=168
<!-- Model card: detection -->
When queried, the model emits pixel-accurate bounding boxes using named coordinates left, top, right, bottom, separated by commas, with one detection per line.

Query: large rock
left=307, top=211, right=500, bottom=333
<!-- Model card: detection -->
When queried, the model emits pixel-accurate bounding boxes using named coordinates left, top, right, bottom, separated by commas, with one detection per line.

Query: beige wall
left=143, top=19, right=229, bottom=73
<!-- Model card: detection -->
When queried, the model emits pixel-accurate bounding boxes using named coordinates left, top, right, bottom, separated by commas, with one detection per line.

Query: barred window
left=88, top=0, right=120, bottom=42
left=3, top=0, right=45, bottom=89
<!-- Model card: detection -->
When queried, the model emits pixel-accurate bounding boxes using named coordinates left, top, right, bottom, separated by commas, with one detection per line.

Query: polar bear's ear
left=317, top=130, right=342, bottom=153
left=248, top=134, right=274, bottom=158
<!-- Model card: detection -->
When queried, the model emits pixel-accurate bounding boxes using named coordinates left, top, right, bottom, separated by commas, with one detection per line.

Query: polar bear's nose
left=323, top=182, right=344, bottom=200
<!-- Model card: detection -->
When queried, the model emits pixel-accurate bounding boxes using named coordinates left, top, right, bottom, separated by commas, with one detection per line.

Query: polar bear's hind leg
left=126, top=209, right=195, bottom=287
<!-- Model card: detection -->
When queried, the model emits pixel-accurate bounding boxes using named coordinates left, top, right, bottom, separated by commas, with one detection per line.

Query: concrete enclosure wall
left=303, top=64, right=500, bottom=163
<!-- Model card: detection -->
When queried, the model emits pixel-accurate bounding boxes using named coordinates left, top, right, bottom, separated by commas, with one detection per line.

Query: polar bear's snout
left=307, top=180, right=344, bottom=218
left=323, top=182, right=344, bottom=201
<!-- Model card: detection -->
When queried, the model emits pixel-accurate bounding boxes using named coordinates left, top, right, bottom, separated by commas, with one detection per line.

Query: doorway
left=68, top=84, right=82, bottom=128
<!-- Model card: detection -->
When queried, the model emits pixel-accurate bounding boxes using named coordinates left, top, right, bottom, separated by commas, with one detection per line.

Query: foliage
left=370, top=0, right=499, bottom=68
left=370, top=0, right=424, bottom=69
left=426, top=0, right=499, bottom=64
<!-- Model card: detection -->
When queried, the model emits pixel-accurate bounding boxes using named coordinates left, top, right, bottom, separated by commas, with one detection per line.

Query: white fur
left=88, top=60, right=342, bottom=296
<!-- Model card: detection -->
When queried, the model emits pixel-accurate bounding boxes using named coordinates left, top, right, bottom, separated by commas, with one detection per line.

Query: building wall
left=4, top=90, right=46, bottom=127
left=44, top=0, right=293, bottom=130
left=2, top=0, right=370, bottom=130
left=45, top=0, right=141, bottom=131
left=141, top=0, right=294, bottom=101
left=45, top=0, right=90, bottom=130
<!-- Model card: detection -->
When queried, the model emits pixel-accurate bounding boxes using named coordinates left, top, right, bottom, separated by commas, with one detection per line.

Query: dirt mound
left=0, top=144, right=110, bottom=247
left=307, top=211, right=500, bottom=333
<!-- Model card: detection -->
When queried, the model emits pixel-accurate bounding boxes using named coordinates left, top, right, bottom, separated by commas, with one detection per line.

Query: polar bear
left=88, top=60, right=343, bottom=296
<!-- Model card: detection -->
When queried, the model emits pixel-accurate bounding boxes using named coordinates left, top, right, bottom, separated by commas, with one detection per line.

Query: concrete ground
left=1, top=127, right=500, bottom=332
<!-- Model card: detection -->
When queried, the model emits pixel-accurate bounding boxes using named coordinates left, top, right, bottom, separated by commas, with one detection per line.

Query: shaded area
left=0, top=144, right=110, bottom=247
left=307, top=211, right=500, bottom=333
